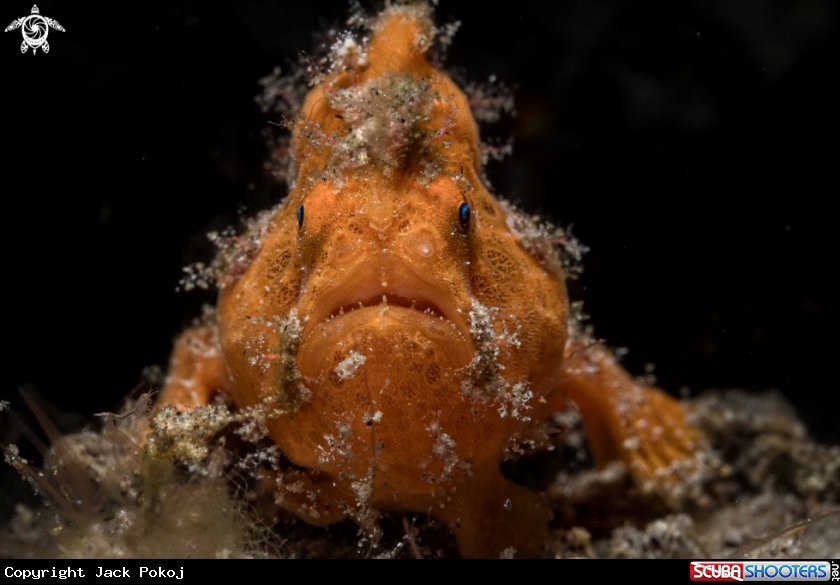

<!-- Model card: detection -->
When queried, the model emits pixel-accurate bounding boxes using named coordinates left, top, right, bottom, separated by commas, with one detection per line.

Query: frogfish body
left=156, top=3, right=697, bottom=558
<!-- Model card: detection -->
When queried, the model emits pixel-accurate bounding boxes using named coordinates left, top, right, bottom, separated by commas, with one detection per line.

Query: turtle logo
left=4, top=5, right=65, bottom=54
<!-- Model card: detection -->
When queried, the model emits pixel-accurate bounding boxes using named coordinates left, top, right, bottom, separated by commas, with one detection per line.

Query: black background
left=1, top=0, right=837, bottom=512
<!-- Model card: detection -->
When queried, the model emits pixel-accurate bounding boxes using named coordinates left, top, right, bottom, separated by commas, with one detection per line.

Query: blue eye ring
left=458, top=202, right=471, bottom=229
left=297, top=204, right=304, bottom=228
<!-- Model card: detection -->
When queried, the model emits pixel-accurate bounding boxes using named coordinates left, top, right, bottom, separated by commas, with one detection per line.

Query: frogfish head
left=217, top=5, right=570, bottom=485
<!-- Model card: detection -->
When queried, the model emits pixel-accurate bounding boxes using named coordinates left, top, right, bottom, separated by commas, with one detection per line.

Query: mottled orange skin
left=158, top=8, right=697, bottom=558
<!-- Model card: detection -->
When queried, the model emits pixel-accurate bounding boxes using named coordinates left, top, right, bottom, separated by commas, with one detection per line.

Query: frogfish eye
left=297, top=204, right=304, bottom=228
left=458, top=202, right=471, bottom=229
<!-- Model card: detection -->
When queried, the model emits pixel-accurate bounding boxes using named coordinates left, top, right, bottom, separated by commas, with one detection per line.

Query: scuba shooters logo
left=4, top=5, right=65, bottom=54
left=692, top=563, right=745, bottom=581
left=691, top=561, right=836, bottom=581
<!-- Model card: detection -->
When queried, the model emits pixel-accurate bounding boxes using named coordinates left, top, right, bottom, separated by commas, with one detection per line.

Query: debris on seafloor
left=0, top=391, right=270, bottom=559
left=545, top=390, right=839, bottom=559
left=1, top=388, right=837, bottom=559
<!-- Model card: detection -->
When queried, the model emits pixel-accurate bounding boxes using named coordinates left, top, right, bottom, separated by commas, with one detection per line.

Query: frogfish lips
left=296, top=256, right=475, bottom=378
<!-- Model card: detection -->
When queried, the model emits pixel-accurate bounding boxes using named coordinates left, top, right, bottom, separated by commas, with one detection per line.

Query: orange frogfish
left=156, top=3, right=698, bottom=558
